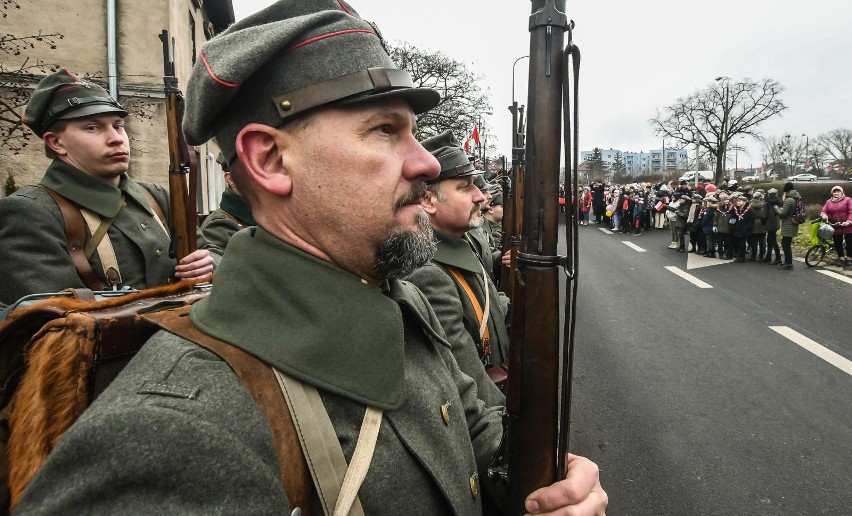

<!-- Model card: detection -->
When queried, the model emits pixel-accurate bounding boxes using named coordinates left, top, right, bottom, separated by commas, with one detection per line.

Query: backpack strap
left=80, top=198, right=125, bottom=287
left=144, top=307, right=313, bottom=515
left=39, top=186, right=104, bottom=291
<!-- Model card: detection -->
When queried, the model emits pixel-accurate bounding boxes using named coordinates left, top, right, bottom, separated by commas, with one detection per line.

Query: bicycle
left=804, top=219, right=847, bottom=267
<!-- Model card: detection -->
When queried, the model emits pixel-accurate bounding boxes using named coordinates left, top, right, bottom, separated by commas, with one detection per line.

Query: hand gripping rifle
left=159, top=29, right=197, bottom=262
left=491, top=1, right=581, bottom=513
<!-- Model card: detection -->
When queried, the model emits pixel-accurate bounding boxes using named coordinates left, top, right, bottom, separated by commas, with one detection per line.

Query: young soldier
left=16, top=1, right=607, bottom=514
left=406, top=130, right=508, bottom=409
left=0, top=70, right=217, bottom=307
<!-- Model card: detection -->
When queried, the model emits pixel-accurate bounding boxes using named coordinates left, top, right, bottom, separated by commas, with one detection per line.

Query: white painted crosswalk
left=769, top=326, right=852, bottom=377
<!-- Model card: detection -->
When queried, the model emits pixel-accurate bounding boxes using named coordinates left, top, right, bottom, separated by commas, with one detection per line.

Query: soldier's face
left=425, top=176, right=487, bottom=236
left=44, top=114, right=129, bottom=183
left=281, top=98, right=439, bottom=282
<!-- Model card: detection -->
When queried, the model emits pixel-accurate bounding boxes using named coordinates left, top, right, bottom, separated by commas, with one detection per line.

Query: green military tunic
left=0, top=161, right=178, bottom=306
left=17, top=228, right=505, bottom=514
left=199, top=186, right=256, bottom=250
left=406, top=229, right=510, bottom=409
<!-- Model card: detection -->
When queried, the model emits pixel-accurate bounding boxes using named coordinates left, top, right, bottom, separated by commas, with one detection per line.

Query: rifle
left=498, top=1, right=581, bottom=513
left=159, top=29, right=197, bottom=262
left=500, top=103, right=526, bottom=296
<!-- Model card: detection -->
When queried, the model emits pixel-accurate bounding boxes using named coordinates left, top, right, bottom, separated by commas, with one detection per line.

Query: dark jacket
left=728, top=204, right=755, bottom=238
left=764, top=195, right=783, bottom=232
left=748, top=198, right=767, bottom=234
left=199, top=187, right=256, bottom=250
left=701, top=207, right=717, bottom=234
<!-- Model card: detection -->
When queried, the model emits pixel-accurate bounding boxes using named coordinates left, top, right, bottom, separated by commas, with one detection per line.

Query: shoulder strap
left=39, top=186, right=104, bottom=291
left=446, top=266, right=492, bottom=360
left=144, top=307, right=313, bottom=514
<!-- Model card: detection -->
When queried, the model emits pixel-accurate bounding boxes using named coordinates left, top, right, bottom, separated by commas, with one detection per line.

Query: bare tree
left=650, top=77, right=786, bottom=183
left=388, top=41, right=492, bottom=145
left=816, top=129, right=852, bottom=177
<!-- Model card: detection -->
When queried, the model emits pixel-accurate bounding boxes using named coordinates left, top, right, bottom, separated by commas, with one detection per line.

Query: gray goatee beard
left=373, top=210, right=436, bottom=280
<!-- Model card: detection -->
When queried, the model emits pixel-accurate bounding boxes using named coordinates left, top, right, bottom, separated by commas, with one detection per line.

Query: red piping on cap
left=201, top=52, right=241, bottom=88
left=286, top=29, right=375, bottom=52
left=336, top=0, right=356, bottom=16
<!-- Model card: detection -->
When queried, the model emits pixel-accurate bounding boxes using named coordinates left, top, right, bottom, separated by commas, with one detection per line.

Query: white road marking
left=622, top=241, right=646, bottom=253
left=816, top=269, right=852, bottom=286
left=599, top=228, right=614, bottom=235
left=664, top=266, right=713, bottom=288
left=769, top=326, right=852, bottom=377
left=687, top=252, right=734, bottom=270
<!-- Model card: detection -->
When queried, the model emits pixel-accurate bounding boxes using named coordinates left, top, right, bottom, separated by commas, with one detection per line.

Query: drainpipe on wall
left=107, top=0, right=118, bottom=99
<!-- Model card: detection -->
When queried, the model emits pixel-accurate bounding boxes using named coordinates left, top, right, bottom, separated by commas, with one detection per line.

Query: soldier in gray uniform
left=0, top=69, right=218, bottom=307
left=199, top=153, right=256, bottom=250
left=406, top=131, right=509, bottom=409
left=15, top=1, right=607, bottom=514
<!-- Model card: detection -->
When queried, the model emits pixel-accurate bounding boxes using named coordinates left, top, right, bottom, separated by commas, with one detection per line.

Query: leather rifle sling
left=447, top=265, right=492, bottom=359
left=142, top=307, right=313, bottom=515
left=39, top=186, right=104, bottom=291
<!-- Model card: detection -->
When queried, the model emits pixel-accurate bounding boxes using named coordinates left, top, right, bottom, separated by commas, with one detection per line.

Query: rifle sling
left=39, top=186, right=104, bottom=291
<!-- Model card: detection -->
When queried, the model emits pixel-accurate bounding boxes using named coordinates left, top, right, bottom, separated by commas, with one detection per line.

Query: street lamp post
left=802, top=133, right=809, bottom=172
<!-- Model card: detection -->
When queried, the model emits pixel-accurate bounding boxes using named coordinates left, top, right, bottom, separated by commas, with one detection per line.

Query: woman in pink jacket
left=820, top=185, right=852, bottom=265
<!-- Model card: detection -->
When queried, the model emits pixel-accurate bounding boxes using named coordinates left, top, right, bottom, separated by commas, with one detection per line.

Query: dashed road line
left=769, top=326, right=852, bottom=376
left=664, top=266, right=713, bottom=288
left=622, top=241, right=646, bottom=253
left=599, top=228, right=614, bottom=235
left=816, top=269, right=852, bottom=286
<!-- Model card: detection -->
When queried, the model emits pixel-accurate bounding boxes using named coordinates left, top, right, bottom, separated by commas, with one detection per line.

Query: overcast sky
left=233, top=0, right=851, bottom=170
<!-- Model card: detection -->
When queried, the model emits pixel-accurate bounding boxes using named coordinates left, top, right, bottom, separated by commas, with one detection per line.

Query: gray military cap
left=490, top=192, right=504, bottom=206
left=183, top=0, right=440, bottom=163
left=23, top=69, right=127, bottom=137
left=420, top=130, right=477, bottom=184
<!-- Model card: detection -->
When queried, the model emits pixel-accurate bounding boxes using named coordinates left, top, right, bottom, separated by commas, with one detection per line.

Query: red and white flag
left=471, top=126, right=481, bottom=146
left=463, top=138, right=470, bottom=153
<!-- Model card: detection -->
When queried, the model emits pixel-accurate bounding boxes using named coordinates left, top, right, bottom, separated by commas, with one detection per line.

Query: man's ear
left=235, top=123, right=292, bottom=196
left=421, top=190, right=438, bottom=215
left=43, top=132, right=67, bottom=157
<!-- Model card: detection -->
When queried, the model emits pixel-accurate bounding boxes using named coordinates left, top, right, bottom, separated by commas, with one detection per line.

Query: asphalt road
left=563, top=219, right=852, bottom=515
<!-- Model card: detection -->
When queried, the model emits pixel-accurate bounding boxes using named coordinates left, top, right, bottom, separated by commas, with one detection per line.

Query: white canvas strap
left=274, top=370, right=382, bottom=516
left=80, top=208, right=122, bottom=287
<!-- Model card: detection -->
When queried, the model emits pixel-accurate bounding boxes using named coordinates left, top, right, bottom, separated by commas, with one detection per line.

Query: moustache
left=394, top=183, right=428, bottom=211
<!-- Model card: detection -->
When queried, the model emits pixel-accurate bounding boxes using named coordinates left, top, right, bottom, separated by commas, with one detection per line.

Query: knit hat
left=421, top=130, right=476, bottom=184
left=783, top=182, right=795, bottom=193
left=831, top=185, right=845, bottom=196
left=182, top=0, right=440, bottom=162
left=23, top=68, right=127, bottom=137
left=704, top=184, right=717, bottom=193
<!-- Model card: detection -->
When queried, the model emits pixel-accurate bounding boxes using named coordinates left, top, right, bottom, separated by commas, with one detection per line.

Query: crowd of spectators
left=577, top=178, right=852, bottom=270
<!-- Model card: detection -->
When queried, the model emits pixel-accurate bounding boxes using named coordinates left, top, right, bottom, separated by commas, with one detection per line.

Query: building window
left=189, top=12, right=197, bottom=64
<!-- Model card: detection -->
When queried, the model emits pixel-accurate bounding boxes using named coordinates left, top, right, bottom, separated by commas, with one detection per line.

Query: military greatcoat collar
left=219, top=187, right=256, bottom=226
left=190, top=227, right=407, bottom=410
left=40, top=159, right=153, bottom=218
left=431, top=228, right=482, bottom=274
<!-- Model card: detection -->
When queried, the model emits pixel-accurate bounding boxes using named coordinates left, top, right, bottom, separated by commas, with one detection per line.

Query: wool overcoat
left=16, top=228, right=505, bottom=515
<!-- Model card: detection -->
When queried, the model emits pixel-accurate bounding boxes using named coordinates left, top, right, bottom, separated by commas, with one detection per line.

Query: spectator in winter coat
left=774, top=182, right=800, bottom=270
left=763, top=188, right=783, bottom=264
left=592, top=182, right=605, bottom=224
left=687, top=193, right=705, bottom=254
left=728, top=193, right=755, bottom=262
left=819, top=185, right=852, bottom=265
left=714, top=193, right=733, bottom=259
left=579, top=186, right=592, bottom=225
left=701, top=196, right=719, bottom=258
left=747, top=190, right=768, bottom=261
left=633, top=195, right=646, bottom=235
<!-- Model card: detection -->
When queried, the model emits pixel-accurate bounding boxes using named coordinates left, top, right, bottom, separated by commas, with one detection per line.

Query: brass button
left=140, top=223, right=148, bottom=230
left=440, top=402, right=451, bottom=425
left=280, top=99, right=292, bottom=111
left=469, top=473, right=479, bottom=498
left=155, top=249, right=163, bottom=257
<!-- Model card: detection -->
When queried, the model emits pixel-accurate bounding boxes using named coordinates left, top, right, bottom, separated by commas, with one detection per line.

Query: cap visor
left=58, top=104, right=128, bottom=120
left=340, top=87, right=440, bottom=115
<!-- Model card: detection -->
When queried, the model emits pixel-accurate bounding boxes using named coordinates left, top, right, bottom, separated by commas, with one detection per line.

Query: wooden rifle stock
left=159, top=30, right=197, bottom=263
left=500, top=1, right=580, bottom=513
